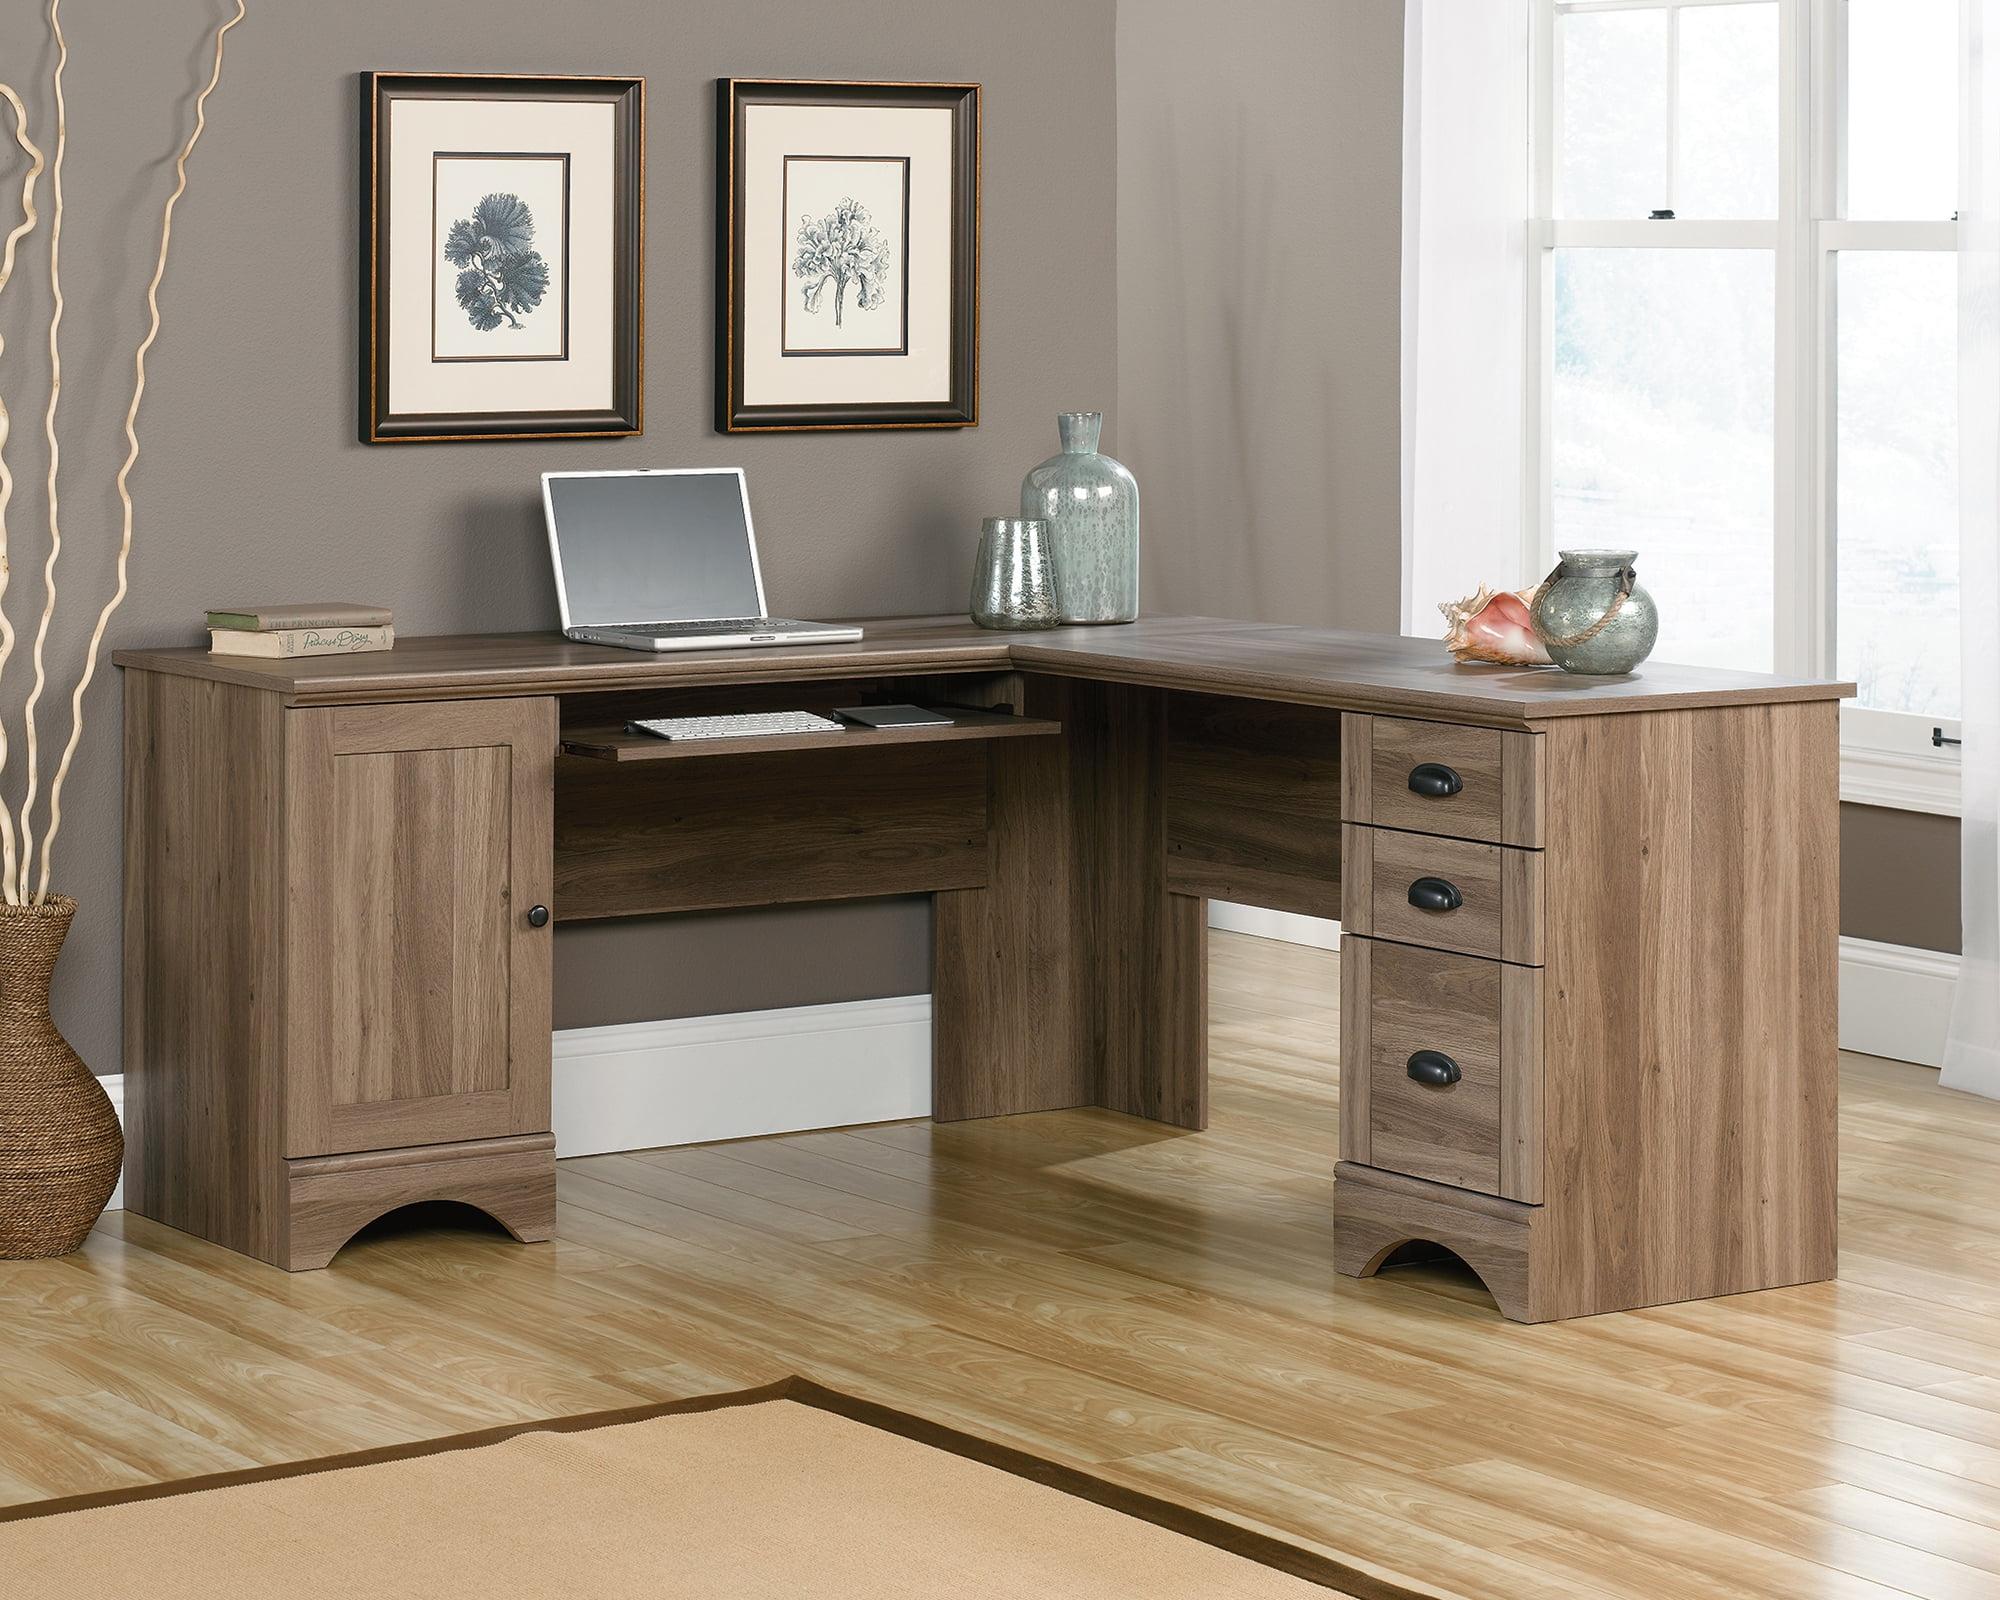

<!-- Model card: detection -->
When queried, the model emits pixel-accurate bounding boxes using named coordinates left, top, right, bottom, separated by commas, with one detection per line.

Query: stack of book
left=207, top=602, right=395, bottom=658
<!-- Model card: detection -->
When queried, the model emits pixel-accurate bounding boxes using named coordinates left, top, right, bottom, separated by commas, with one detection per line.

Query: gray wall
left=552, top=900, right=932, bottom=1032
left=0, top=0, right=1117, bottom=1073
left=1116, top=0, right=1406, bottom=631
left=1844, top=807, right=1959, bottom=953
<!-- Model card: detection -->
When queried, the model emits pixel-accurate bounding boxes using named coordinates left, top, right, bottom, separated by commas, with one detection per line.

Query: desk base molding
left=1333, top=1159, right=1838, bottom=1323
left=283, top=1135, right=556, bottom=1272
left=1333, top=1163, right=1543, bottom=1321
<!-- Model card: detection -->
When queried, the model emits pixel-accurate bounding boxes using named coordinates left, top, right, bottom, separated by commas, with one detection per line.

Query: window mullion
left=1812, top=234, right=1838, bottom=680
left=1810, top=0, right=1841, bottom=685
left=1774, top=0, right=1820, bottom=679
left=1559, top=0, right=1777, bottom=11
left=1550, top=219, right=1779, bottom=247
left=1822, top=219, right=1959, bottom=250
left=1664, top=2, right=1681, bottom=213
left=1825, top=0, right=1847, bottom=220
left=1527, top=0, right=1559, bottom=584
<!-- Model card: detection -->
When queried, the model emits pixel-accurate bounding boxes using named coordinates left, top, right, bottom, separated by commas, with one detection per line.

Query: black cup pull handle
left=1407, top=762, right=1463, bottom=798
left=1407, top=876, right=1463, bottom=913
left=527, top=904, right=551, bottom=929
left=1406, top=1050, right=1462, bottom=1088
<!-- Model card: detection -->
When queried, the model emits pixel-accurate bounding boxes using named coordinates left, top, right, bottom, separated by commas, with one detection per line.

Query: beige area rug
left=0, top=1377, right=1434, bottom=1598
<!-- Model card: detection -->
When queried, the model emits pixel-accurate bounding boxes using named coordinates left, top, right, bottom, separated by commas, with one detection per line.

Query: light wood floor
left=3, top=934, right=1996, bottom=1598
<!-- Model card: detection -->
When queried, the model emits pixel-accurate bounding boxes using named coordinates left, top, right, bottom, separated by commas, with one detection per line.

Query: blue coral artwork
left=432, top=152, right=570, bottom=362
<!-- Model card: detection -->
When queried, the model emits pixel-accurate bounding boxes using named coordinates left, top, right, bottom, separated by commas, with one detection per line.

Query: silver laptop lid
left=542, top=468, right=771, bottom=629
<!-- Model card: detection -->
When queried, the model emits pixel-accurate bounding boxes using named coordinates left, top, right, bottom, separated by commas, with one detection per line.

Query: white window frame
left=1528, top=0, right=1962, bottom=815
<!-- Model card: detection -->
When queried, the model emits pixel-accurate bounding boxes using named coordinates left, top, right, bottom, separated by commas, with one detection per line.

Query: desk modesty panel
left=116, top=619, right=1852, bottom=1320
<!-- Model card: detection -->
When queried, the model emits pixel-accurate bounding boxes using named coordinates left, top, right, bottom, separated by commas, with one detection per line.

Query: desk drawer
left=1342, top=714, right=1542, bottom=846
left=1339, top=938, right=1541, bottom=1202
left=1342, top=825, right=1542, bottom=965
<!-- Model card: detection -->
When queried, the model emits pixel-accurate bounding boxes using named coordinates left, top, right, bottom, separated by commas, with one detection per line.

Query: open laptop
left=542, top=468, right=863, bottom=652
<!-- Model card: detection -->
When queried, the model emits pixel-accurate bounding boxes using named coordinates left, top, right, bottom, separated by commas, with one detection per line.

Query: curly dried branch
left=35, top=0, right=249, bottom=903
left=0, top=84, right=46, bottom=907
left=15, top=0, right=69, bottom=905
left=0, top=87, right=42, bottom=296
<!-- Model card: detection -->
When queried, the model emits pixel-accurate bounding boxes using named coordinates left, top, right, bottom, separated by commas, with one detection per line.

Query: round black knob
left=527, top=904, right=551, bottom=928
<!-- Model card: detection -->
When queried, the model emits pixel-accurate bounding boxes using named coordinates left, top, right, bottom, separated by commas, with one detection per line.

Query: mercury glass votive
left=969, top=517, right=1061, bottom=630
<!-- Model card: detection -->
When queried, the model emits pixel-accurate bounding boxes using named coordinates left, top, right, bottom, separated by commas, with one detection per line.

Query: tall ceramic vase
left=1021, top=411, right=1140, bottom=623
left=0, top=897, right=122, bottom=1258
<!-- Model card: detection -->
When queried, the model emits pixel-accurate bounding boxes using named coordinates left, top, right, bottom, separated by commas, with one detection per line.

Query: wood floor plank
left=1435, top=1459, right=1961, bottom=1600
left=567, top=1152, right=879, bottom=1244
left=1777, top=1483, right=2000, bottom=1576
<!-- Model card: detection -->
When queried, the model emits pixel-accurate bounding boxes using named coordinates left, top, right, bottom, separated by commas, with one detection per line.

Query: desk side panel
left=1537, top=700, right=1840, bottom=1315
left=933, top=673, right=1092, bottom=1120
left=1064, top=679, right=1208, bottom=1129
left=122, top=670, right=288, bottom=1263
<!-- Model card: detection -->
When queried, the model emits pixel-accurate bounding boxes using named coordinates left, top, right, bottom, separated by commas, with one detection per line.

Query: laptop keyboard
left=622, top=619, right=774, bottom=634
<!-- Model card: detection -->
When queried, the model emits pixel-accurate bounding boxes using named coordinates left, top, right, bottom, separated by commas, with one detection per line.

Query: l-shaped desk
left=116, top=617, right=1851, bottom=1320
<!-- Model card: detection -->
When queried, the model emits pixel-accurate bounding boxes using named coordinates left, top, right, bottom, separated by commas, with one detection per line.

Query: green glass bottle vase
left=1020, top=411, right=1140, bottom=623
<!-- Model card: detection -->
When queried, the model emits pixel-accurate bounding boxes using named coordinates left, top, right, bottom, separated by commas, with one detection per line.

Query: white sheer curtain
left=1399, top=0, right=1533, bottom=635
left=1943, top=0, right=2000, bottom=1095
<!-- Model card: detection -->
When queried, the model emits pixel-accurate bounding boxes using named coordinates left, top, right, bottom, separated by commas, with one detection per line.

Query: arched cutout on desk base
left=303, top=1199, right=541, bottom=1270
left=282, top=1134, right=556, bottom=1272
left=1341, top=1236, right=1520, bottom=1317
left=1373, top=1239, right=1467, bottom=1273
left=1332, top=1161, right=1540, bottom=1323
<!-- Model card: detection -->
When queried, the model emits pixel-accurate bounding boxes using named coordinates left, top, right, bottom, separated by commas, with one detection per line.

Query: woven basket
left=0, top=896, right=121, bottom=1259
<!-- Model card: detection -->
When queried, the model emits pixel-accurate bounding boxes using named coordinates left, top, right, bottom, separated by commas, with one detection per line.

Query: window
left=1532, top=0, right=1961, bottom=812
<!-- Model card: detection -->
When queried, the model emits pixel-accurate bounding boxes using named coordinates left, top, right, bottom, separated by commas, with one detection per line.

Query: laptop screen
left=545, top=470, right=765, bottom=627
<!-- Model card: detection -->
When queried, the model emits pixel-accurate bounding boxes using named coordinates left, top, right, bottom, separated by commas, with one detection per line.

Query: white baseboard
left=105, top=1074, right=123, bottom=1212
left=552, top=993, right=933, bottom=1157
left=1839, top=935, right=1957, bottom=1068
left=1207, top=901, right=1341, bottom=950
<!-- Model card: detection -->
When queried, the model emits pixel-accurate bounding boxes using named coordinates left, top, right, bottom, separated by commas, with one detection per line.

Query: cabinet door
left=285, top=698, right=555, bottom=1157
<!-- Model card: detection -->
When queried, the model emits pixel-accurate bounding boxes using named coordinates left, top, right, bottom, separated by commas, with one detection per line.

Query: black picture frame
left=716, top=79, right=980, bottom=433
left=362, top=72, right=645, bottom=444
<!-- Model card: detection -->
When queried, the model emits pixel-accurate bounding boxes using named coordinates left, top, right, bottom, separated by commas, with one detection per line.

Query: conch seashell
left=1440, top=585, right=1551, bottom=667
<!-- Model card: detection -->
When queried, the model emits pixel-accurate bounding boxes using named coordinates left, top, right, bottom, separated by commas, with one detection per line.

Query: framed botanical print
left=716, top=79, right=979, bottom=433
left=363, top=72, right=644, bottom=443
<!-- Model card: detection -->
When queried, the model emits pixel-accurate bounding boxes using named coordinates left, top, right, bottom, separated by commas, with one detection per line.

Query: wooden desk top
left=115, top=614, right=1854, bottom=724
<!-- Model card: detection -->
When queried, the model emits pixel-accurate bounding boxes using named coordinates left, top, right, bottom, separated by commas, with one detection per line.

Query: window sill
left=1840, top=745, right=1960, bottom=818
